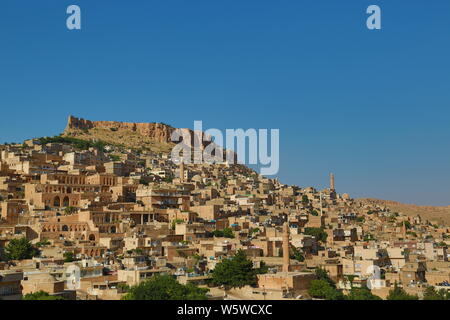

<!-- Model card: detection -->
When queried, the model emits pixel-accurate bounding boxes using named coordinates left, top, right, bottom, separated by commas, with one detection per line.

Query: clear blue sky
left=1, top=1, right=449, bottom=205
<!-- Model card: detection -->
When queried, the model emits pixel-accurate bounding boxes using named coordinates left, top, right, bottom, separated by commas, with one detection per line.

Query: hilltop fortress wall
left=66, top=115, right=175, bottom=144
left=65, top=116, right=237, bottom=163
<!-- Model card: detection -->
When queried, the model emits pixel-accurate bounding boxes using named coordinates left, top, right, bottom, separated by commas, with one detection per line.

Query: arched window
left=53, top=196, right=61, bottom=207
left=63, top=196, right=70, bottom=207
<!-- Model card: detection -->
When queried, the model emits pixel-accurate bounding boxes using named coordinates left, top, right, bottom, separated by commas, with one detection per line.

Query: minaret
left=282, top=222, right=290, bottom=273
left=329, top=173, right=336, bottom=200
left=179, top=162, right=185, bottom=183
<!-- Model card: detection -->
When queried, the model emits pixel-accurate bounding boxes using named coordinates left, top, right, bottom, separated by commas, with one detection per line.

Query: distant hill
left=62, top=115, right=236, bottom=160
left=357, top=198, right=450, bottom=225
left=62, top=115, right=176, bottom=153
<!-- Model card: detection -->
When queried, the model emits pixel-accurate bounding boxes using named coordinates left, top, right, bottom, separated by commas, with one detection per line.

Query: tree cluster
left=212, top=249, right=263, bottom=288
left=4, top=238, right=40, bottom=261
left=122, top=275, right=209, bottom=300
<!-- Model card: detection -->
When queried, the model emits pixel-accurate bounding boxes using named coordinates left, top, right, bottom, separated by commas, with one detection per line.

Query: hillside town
left=0, top=117, right=449, bottom=301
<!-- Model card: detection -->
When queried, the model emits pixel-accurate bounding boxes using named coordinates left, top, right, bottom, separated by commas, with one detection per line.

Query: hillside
left=61, top=116, right=450, bottom=226
left=357, top=198, right=450, bottom=225
left=63, top=115, right=190, bottom=153
left=62, top=115, right=236, bottom=160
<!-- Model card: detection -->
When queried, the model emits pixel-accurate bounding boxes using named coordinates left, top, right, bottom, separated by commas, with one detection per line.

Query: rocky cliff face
left=64, top=116, right=235, bottom=161
left=65, top=115, right=175, bottom=144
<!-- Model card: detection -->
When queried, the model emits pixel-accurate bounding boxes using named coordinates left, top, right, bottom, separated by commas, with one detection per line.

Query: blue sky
left=0, top=1, right=449, bottom=205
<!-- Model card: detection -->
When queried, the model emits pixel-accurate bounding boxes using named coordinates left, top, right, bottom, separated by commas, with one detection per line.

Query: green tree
left=212, top=230, right=223, bottom=237
left=346, top=287, right=382, bottom=300
left=121, top=275, right=208, bottom=300
left=117, top=283, right=131, bottom=293
left=255, top=261, right=269, bottom=275
left=302, top=195, right=309, bottom=205
left=23, top=291, right=64, bottom=300
left=304, top=228, right=328, bottom=242
left=109, top=155, right=121, bottom=162
left=308, top=280, right=345, bottom=300
left=5, top=238, right=40, bottom=261
left=36, top=238, right=51, bottom=247
left=423, top=286, right=449, bottom=300
left=64, top=206, right=77, bottom=215
left=386, top=283, right=418, bottom=300
left=290, top=246, right=305, bottom=262
left=212, top=249, right=257, bottom=288
left=212, top=228, right=234, bottom=239
left=404, top=221, right=412, bottom=230
left=37, top=136, right=107, bottom=152
left=222, top=228, right=234, bottom=238
left=63, top=251, right=75, bottom=263
left=314, top=268, right=336, bottom=288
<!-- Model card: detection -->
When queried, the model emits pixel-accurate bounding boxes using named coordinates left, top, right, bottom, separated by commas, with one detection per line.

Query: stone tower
left=282, top=222, right=290, bottom=273
left=179, top=162, right=185, bottom=183
left=330, top=173, right=335, bottom=191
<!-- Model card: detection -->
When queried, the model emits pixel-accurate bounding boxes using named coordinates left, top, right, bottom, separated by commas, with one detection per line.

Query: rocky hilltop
left=65, top=115, right=175, bottom=144
left=357, top=198, right=450, bottom=225
left=63, top=116, right=234, bottom=159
